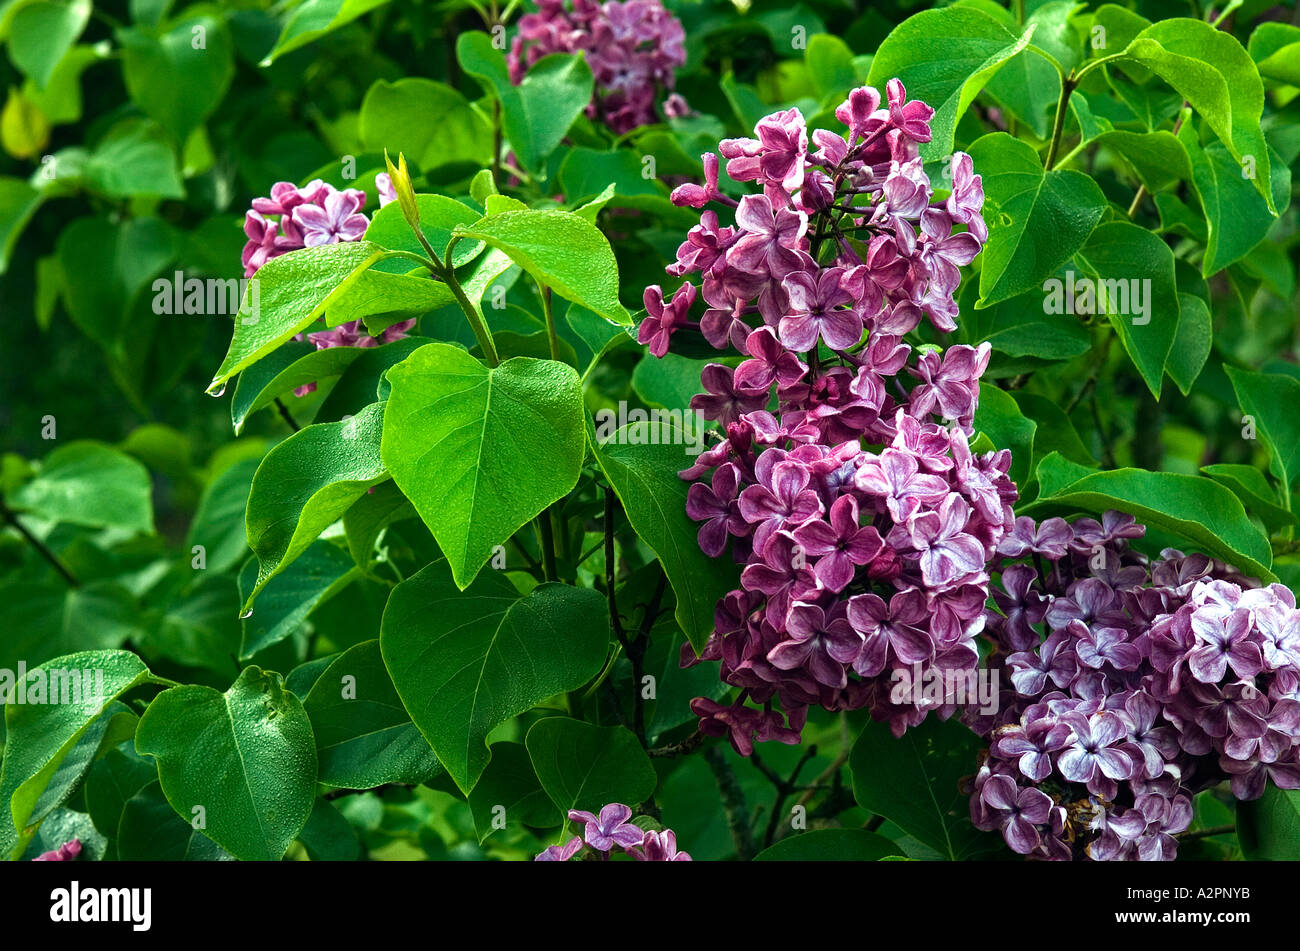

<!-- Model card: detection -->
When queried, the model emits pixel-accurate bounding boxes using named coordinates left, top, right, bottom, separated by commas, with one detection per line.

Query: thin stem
left=1210, top=0, right=1242, bottom=28
left=648, top=729, right=706, bottom=758
left=1129, top=108, right=1187, bottom=218
left=1065, top=332, right=1113, bottom=415
left=273, top=397, right=301, bottom=432
left=605, top=489, right=628, bottom=648
left=704, top=746, right=757, bottom=860
left=491, top=98, right=503, bottom=190
left=1023, top=43, right=1067, bottom=79
left=625, top=574, right=666, bottom=747
left=1044, top=76, right=1077, bottom=170
left=430, top=238, right=502, bottom=367
left=1, top=500, right=80, bottom=587
left=541, top=286, right=560, bottom=362
left=1070, top=53, right=1127, bottom=88
left=537, top=512, right=558, bottom=582
left=756, top=745, right=818, bottom=847
left=794, top=713, right=850, bottom=810
left=1178, top=824, right=1234, bottom=841
left=410, top=225, right=445, bottom=272
left=1126, top=185, right=1148, bottom=218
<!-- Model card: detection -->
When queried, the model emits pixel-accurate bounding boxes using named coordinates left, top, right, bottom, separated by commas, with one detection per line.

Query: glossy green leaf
left=973, top=383, right=1036, bottom=486
left=9, top=441, right=153, bottom=534
left=632, top=352, right=711, bottom=411
left=525, top=717, right=656, bottom=821
left=1073, top=221, right=1179, bottom=398
left=958, top=283, right=1091, bottom=360
left=968, top=132, right=1106, bottom=307
left=867, top=8, right=1035, bottom=163
left=0, top=650, right=159, bottom=858
left=1165, top=292, right=1211, bottom=397
left=1032, top=452, right=1274, bottom=580
left=1201, top=463, right=1296, bottom=533
left=230, top=341, right=346, bottom=434
left=8, top=0, right=90, bottom=89
left=315, top=336, right=430, bottom=421
left=466, top=742, right=556, bottom=843
left=135, top=665, right=317, bottom=861
left=297, top=797, right=359, bottom=860
left=1123, top=18, right=1274, bottom=212
left=244, top=402, right=388, bottom=609
left=379, top=563, right=609, bottom=793
left=263, top=0, right=390, bottom=64
left=303, top=639, right=440, bottom=789
left=141, top=574, right=242, bottom=676
left=849, top=717, right=1001, bottom=861
left=1012, top=391, right=1096, bottom=468
left=1225, top=366, right=1300, bottom=495
left=381, top=343, right=586, bottom=588
left=358, top=77, right=492, bottom=172
left=341, top=479, right=414, bottom=568
left=1179, top=124, right=1290, bottom=276
left=118, top=11, right=233, bottom=144
left=207, top=241, right=394, bottom=394
left=187, top=457, right=259, bottom=574
left=1237, top=786, right=1300, bottom=860
left=452, top=209, right=631, bottom=325
left=1094, top=129, right=1191, bottom=193
left=237, top=541, right=358, bottom=660
left=1249, top=22, right=1300, bottom=86
left=84, top=739, right=157, bottom=839
left=986, top=1, right=1082, bottom=138
left=363, top=194, right=484, bottom=268
left=116, top=780, right=231, bottom=860
left=27, top=701, right=133, bottom=841
left=457, top=34, right=593, bottom=173
left=590, top=418, right=739, bottom=652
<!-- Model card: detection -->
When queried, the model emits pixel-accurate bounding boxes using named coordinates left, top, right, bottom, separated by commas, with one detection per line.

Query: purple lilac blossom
left=32, top=838, right=81, bottom=861
left=534, top=803, right=692, bottom=861
left=972, top=513, right=1300, bottom=860
left=642, top=84, right=1001, bottom=753
left=508, top=0, right=687, bottom=134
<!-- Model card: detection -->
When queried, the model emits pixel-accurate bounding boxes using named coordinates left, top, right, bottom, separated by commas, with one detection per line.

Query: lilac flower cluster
left=971, top=512, right=1300, bottom=860
left=638, top=83, right=1006, bottom=753
left=535, top=803, right=692, bottom=861
left=508, top=0, right=687, bottom=134
left=242, top=179, right=370, bottom=276
left=241, top=177, right=414, bottom=395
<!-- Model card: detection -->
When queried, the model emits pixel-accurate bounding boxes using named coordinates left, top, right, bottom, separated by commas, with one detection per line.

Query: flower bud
left=383, top=149, right=421, bottom=233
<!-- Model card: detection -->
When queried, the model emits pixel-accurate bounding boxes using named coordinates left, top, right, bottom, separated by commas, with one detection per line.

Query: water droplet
left=207, top=381, right=227, bottom=398
left=239, top=607, right=254, bottom=619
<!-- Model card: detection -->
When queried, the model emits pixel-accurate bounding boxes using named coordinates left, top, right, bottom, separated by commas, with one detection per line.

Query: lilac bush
left=534, top=803, right=692, bottom=861
left=242, top=177, right=414, bottom=394
left=971, top=513, right=1300, bottom=860
left=639, top=82, right=1010, bottom=754
left=508, top=0, right=687, bottom=134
